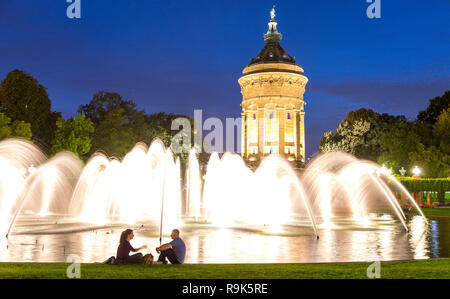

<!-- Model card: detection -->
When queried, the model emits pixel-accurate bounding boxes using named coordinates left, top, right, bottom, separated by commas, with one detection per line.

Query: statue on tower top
left=270, top=5, right=276, bottom=20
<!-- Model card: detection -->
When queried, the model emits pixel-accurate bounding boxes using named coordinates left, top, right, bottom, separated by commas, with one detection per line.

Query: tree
left=0, top=112, right=32, bottom=140
left=408, top=108, right=450, bottom=178
left=79, top=91, right=149, bottom=156
left=0, top=70, right=60, bottom=146
left=319, top=108, right=403, bottom=161
left=79, top=91, right=196, bottom=159
left=417, top=91, right=450, bottom=124
left=78, top=91, right=147, bottom=130
left=78, top=91, right=150, bottom=156
left=321, top=92, right=450, bottom=178
left=147, top=112, right=185, bottom=131
left=0, top=113, right=11, bottom=140
left=51, top=114, right=94, bottom=161
left=409, top=144, right=450, bottom=178
left=433, top=108, right=450, bottom=155
left=90, top=109, right=135, bottom=157
left=147, top=112, right=195, bottom=146
left=377, top=106, right=449, bottom=177
left=149, top=125, right=173, bottom=147
left=378, top=121, right=422, bottom=172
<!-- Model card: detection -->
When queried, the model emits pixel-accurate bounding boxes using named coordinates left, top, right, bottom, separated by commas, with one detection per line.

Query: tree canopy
left=417, top=91, right=450, bottom=124
left=78, top=91, right=195, bottom=158
left=51, top=114, right=94, bottom=161
left=0, top=70, right=60, bottom=147
left=319, top=108, right=404, bottom=161
left=320, top=91, right=450, bottom=178
left=78, top=91, right=149, bottom=156
left=0, top=112, right=32, bottom=140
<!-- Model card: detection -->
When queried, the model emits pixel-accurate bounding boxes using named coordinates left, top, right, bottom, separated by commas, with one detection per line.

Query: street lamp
left=412, top=166, right=421, bottom=177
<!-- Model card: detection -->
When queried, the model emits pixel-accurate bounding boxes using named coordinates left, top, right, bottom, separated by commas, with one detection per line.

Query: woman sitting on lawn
left=115, top=229, right=148, bottom=264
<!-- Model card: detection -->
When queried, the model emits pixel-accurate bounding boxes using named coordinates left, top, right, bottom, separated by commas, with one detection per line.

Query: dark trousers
left=158, top=248, right=180, bottom=264
left=125, top=253, right=143, bottom=264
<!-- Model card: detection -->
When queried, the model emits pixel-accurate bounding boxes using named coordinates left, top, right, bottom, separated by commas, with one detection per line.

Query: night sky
left=1, top=0, right=449, bottom=157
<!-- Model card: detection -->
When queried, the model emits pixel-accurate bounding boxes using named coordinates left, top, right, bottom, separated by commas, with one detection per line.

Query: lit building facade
left=239, top=8, right=308, bottom=164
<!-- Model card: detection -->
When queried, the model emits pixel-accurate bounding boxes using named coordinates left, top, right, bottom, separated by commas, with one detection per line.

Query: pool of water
left=0, top=214, right=448, bottom=263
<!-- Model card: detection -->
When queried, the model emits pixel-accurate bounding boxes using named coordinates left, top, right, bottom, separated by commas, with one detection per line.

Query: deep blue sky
left=1, top=0, right=449, bottom=157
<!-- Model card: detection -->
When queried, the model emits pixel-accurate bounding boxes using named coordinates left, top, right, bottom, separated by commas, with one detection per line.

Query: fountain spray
left=159, top=153, right=167, bottom=246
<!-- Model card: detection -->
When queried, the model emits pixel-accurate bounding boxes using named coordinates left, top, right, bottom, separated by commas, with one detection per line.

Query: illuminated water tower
left=239, top=7, right=308, bottom=164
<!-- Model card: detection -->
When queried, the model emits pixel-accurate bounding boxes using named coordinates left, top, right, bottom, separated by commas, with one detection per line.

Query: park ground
left=409, top=206, right=450, bottom=217
left=0, top=259, right=449, bottom=279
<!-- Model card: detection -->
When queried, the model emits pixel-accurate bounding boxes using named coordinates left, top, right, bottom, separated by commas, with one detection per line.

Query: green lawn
left=1, top=259, right=449, bottom=279
left=409, top=207, right=450, bottom=217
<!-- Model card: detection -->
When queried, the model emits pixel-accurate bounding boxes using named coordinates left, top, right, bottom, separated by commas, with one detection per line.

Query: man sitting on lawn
left=155, top=229, right=186, bottom=264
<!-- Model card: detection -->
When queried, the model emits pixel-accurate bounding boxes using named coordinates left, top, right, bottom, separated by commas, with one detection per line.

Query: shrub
left=395, top=177, right=450, bottom=203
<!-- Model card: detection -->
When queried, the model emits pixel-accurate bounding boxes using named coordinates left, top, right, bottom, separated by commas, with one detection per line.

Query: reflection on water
left=0, top=215, right=449, bottom=264
left=409, top=216, right=428, bottom=260
left=430, top=220, right=440, bottom=257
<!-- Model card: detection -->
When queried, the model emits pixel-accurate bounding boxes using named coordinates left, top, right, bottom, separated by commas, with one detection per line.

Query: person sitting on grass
left=155, top=229, right=186, bottom=264
left=114, top=229, right=150, bottom=264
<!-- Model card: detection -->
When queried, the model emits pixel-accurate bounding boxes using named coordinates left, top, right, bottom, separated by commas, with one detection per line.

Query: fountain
left=0, top=138, right=433, bottom=263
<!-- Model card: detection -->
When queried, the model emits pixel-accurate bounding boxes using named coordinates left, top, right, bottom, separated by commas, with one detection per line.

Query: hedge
left=394, top=177, right=450, bottom=203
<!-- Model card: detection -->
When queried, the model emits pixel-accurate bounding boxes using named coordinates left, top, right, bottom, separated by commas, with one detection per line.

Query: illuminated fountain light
left=302, top=152, right=427, bottom=232
left=337, top=163, right=373, bottom=225
left=160, top=149, right=182, bottom=232
left=70, top=141, right=181, bottom=234
left=0, top=139, right=46, bottom=237
left=186, top=149, right=201, bottom=221
left=315, top=173, right=335, bottom=229
left=202, top=152, right=252, bottom=227
left=202, top=153, right=318, bottom=236
left=0, top=139, right=82, bottom=238
left=9, top=151, right=82, bottom=228
left=29, top=153, right=83, bottom=217
left=202, top=152, right=221, bottom=221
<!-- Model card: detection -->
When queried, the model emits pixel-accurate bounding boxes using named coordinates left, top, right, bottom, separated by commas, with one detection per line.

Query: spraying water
left=0, top=138, right=427, bottom=241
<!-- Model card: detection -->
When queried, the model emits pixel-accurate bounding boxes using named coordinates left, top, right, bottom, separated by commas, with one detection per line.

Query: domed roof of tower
left=249, top=6, right=297, bottom=66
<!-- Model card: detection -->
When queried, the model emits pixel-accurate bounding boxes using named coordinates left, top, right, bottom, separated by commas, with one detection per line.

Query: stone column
left=258, top=108, right=265, bottom=156
left=278, top=107, right=285, bottom=155
left=295, top=110, right=301, bottom=160
left=292, top=110, right=297, bottom=159
left=241, top=112, right=246, bottom=158
left=300, top=110, right=306, bottom=160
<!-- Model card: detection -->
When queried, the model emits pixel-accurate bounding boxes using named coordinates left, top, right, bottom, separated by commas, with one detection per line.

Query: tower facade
left=239, top=8, right=308, bottom=164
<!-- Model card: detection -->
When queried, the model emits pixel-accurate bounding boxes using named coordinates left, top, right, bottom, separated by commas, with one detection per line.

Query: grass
left=0, top=259, right=449, bottom=279
left=409, top=207, right=450, bottom=217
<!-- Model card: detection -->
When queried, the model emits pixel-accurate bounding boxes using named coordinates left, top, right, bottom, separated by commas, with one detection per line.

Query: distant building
left=239, top=7, right=308, bottom=164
